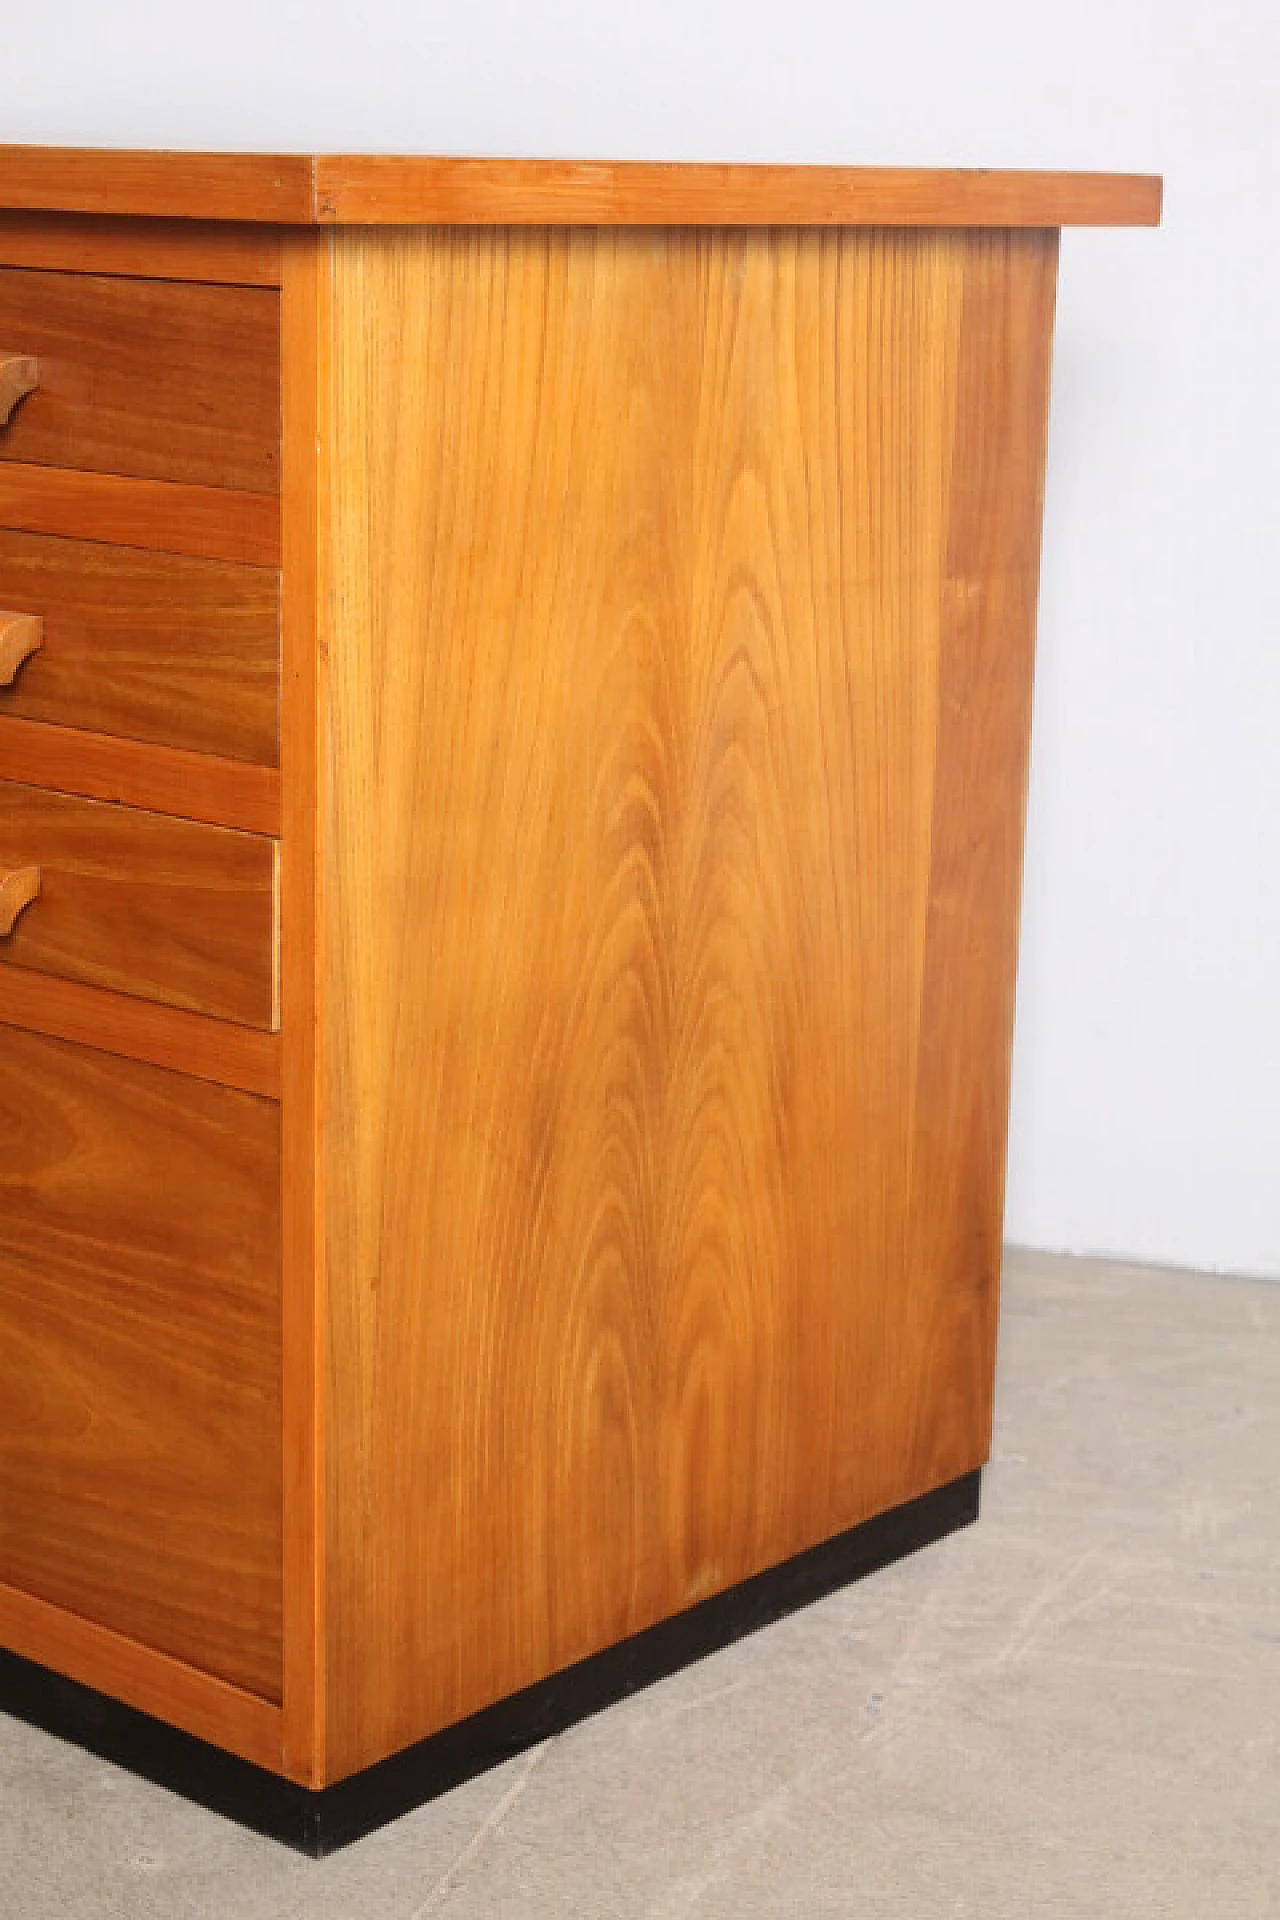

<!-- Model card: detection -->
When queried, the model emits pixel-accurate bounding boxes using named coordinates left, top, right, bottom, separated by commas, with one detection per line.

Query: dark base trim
left=0, top=1468, right=980, bottom=1856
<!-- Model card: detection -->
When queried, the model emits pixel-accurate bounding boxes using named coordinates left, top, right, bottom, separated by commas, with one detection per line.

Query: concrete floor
left=2, top=1247, right=1278, bottom=1917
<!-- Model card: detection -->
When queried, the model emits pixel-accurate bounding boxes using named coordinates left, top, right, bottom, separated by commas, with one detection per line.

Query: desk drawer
left=0, top=267, right=279, bottom=493
left=0, top=1025, right=282, bottom=1699
left=0, top=780, right=277, bottom=1029
left=0, top=530, right=279, bottom=764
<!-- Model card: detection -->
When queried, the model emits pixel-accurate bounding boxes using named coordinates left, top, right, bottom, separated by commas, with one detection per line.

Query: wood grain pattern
left=0, top=779, right=278, bottom=1028
left=278, top=228, right=329, bottom=1785
left=0, top=714, right=280, bottom=832
left=0, top=531, right=279, bottom=764
left=320, top=224, right=1057, bottom=1778
left=0, top=1579, right=283, bottom=1768
left=0, top=965, right=281, bottom=1098
left=0, top=1026, right=282, bottom=1699
left=0, top=463, right=280, bottom=566
left=0, top=214, right=283, bottom=286
left=898, top=236, right=1058, bottom=1488
left=0, top=146, right=316, bottom=225
left=0, top=147, right=1162, bottom=228
left=0, top=268, right=280, bottom=493
left=315, top=157, right=1161, bottom=227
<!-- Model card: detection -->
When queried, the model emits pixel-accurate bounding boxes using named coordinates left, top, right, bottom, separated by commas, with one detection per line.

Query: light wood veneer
left=0, top=147, right=1162, bottom=228
left=0, top=148, right=1159, bottom=1800
left=320, top=222, right=1055, bottom=1772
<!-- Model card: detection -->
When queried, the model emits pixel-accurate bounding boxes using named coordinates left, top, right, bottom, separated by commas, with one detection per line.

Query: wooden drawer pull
left=0, top=354, right=39, bottom=427
left=0, top=612, right=43, bottom=686
left=0, top=864, right=40, bottom=936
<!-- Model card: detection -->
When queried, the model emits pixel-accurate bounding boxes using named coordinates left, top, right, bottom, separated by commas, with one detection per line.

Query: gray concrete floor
left=2, top=1248, right=1278, bottom=1917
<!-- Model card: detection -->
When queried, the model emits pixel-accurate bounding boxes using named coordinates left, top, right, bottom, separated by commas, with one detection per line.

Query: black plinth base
left=0, top=1467, right=980, bottom=1856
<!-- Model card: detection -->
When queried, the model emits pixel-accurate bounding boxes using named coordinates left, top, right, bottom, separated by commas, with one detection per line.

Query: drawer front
left=0, top=267, right=279, bottom=493
left=0, top=1026, right=282, bottom=1700
left=0, top=530, right=279, bottom=764
left=0, top=780, right=277, bottom=1029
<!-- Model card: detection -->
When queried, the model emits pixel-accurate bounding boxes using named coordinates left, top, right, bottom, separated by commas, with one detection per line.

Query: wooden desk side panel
left=321, top=223, right=1057, bottom=1778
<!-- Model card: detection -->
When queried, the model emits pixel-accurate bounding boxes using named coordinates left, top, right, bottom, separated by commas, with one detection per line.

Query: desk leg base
left=0, top=1467, right=981, bottom=1855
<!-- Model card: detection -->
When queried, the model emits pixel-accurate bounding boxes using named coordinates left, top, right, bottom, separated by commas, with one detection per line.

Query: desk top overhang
left=0, top=148, right=1162, bottom=229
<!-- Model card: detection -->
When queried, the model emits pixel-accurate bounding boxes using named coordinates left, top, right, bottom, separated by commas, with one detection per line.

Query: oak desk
left=0, top=150, right=1160, bottom=1850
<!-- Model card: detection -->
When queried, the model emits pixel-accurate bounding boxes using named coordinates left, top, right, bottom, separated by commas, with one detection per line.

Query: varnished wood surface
left=0, top=1579, right=283, bottom=1768
left=0, top=214, right=283, bottom=286
left=0, top=531, right=280, bottom=765
left=0, top=146, right=316, bottom=225
left=0, top=268, right=280, bottom=493
left=320, top=224, right=1057, bottom=1778
left=897, top=235, right=1057, bottom=1493
left=0, top=779, right=278, bottom=1029
left=0, top=1027, right=282, bottom=1699
left=278, top=229, right=329, bottom=1785
left=0, top=965, right=281, bottom=1098
left=0, top=161, right=1146, bottom=1791
left=0, top=147, right=1162, bottom=228
left=316, top=156, right=1162, bottom=228
left=0, top=463, right=281, bottom=566
left=0, top=714, right=280, bottom=833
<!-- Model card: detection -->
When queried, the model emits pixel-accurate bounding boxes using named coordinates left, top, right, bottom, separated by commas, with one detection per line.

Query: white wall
left=6, top=0, right=1278, bottom=1278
